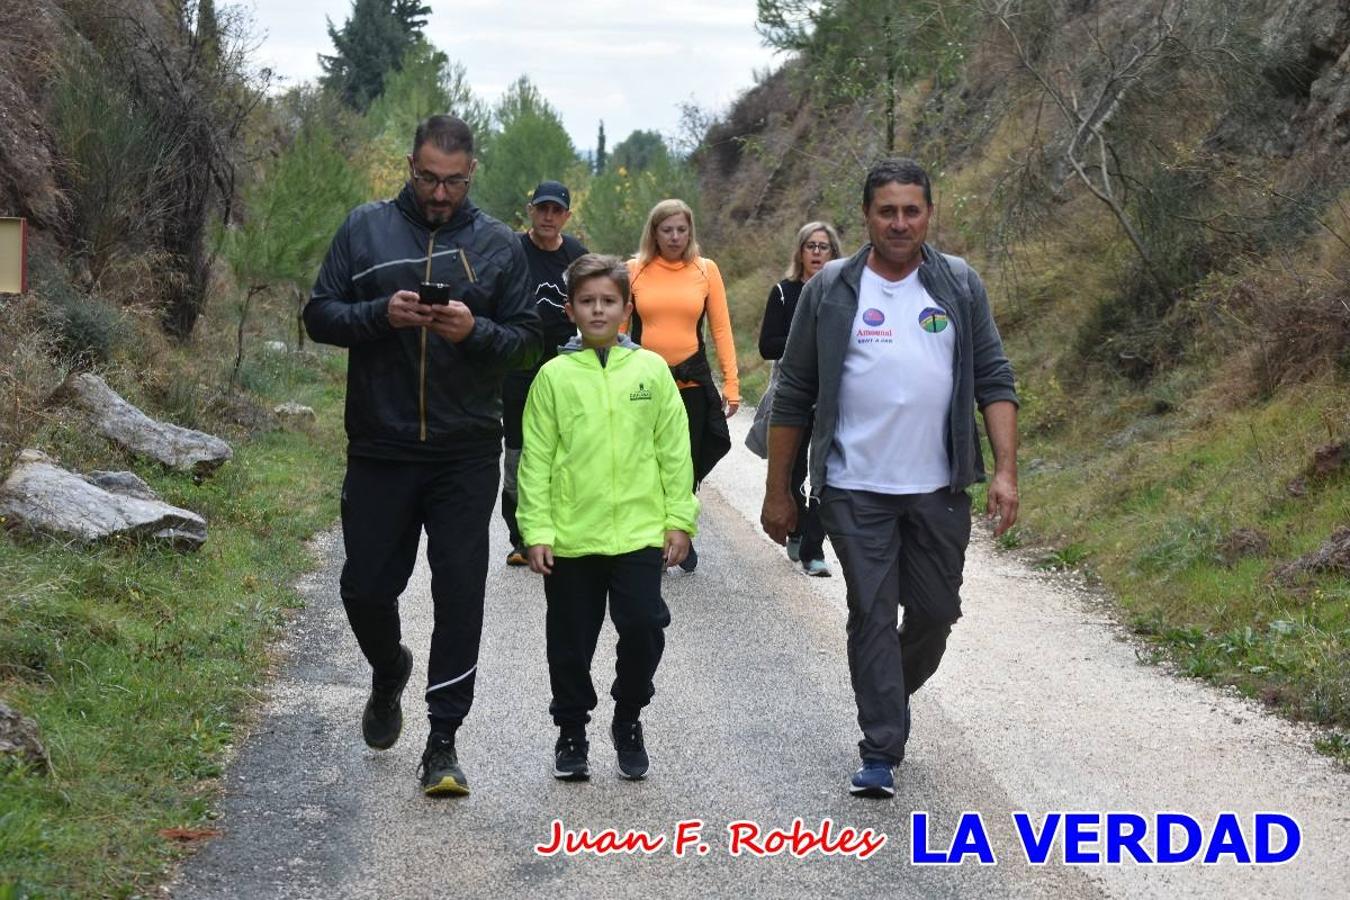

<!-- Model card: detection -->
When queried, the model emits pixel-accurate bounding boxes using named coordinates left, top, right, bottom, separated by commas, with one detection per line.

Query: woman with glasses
left=757, top=221, right=843, bottom=576
left=627, top=199, right=739, bottom=575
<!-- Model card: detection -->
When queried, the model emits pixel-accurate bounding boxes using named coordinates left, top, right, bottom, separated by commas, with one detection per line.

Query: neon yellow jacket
left=518, top=343, right=699, bottom=557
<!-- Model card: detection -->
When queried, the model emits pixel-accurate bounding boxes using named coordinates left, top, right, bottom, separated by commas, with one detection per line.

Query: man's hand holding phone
left=387, top=284, right=473, bottom=340
left=387, top=290, right=435, bottom=328
left=427, top=300, right=476, bottom=342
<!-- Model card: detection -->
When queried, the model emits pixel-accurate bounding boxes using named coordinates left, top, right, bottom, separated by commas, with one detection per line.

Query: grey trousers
left=819, top=486, right=971, bottom=764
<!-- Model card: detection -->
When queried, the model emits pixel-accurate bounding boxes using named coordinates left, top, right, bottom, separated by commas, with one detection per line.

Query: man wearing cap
left=501, top=181, right=590, bottom=565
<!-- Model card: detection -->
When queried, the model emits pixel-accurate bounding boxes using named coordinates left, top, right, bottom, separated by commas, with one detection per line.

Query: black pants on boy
left=544, top=547, right=671, bottom=729
left=789, top=422, right=826, bottom=563
left=339, top=453, right=500, bottom=733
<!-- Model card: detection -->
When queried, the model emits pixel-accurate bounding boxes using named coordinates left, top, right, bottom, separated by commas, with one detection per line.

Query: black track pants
left=339, top=453, right=499, bottom=728
left=544, top=547, right=670, bottom=728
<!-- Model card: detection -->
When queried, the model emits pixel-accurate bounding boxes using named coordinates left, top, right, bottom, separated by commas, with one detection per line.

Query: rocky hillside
left=0, top=0, right=73, bottom=234
left=697, top=0, right=1350, bottom=745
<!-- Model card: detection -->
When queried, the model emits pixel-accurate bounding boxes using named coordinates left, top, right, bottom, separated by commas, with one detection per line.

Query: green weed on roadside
left=0, top=352, right=346, bottom=898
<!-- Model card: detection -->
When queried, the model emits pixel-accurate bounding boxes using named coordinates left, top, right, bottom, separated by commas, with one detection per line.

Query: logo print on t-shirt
left=535, top=281, right=567, bottom=310
left=862, top=308, right=886, bottom=327
left=918, top=307, right=949, bottom=333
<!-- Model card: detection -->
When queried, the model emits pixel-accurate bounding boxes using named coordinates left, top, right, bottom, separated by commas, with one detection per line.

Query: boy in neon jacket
left=518, top=254, right=699, bottom=781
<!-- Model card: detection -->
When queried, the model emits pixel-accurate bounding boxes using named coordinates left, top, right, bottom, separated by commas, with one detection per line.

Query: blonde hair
left=636, top=199, right=700, bottom=267
left=785, top=221, right=843, bottom=280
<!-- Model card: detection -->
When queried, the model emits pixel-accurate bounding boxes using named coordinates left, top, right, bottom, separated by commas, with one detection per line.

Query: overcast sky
left=244, top=1, right=782, bottom=153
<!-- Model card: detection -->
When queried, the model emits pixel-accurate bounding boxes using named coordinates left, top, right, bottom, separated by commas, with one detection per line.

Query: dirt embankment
left=697, top=0, right=1350, bottom=245
left=0, top=0, right=64, bottom=229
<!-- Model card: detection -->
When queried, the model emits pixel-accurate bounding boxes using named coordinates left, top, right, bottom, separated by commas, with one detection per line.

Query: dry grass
left=0, top=296, right=66, bottom=473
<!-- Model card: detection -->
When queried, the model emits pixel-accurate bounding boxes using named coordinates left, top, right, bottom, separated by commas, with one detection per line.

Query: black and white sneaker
left=675, top=545, right=696, bottom=574
left=612, top=720, right=649, bottom=780
left=553, top=732, right=590, bottom=781
left=802, top=558, right=832, bottom=577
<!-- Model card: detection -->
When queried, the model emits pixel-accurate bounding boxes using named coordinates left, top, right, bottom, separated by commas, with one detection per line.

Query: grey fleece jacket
left=770, top=243, right=1018, bottom=497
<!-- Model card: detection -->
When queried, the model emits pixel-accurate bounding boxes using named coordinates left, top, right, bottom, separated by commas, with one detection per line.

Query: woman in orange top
left=627, top=199, right=739, bottom=574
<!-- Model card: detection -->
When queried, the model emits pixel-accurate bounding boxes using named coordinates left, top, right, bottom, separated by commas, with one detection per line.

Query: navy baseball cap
left=530, top=180, right=571, bottom=209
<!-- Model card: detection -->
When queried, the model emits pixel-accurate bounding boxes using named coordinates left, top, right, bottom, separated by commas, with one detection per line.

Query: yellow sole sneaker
left=423, top=775, right=470, bottom=797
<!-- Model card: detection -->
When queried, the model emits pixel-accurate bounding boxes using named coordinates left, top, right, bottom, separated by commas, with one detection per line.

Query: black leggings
left=679, top=385, right=706, bottom=492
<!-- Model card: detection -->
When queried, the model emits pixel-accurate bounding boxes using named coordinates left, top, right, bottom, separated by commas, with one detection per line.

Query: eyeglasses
left=411, top=167, right=471, bottom=191
left=803, top=242, right=833, bottom=253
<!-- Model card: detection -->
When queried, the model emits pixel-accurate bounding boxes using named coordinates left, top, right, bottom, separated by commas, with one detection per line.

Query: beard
left=419, top=196, right=456, bottom=225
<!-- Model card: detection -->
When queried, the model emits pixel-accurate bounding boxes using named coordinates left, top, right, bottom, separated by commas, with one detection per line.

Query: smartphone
left=418, top=282, right=451, bottom=305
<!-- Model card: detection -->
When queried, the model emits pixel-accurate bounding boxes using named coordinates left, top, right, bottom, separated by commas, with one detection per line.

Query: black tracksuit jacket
left=305, top=184, right=542, bottom=460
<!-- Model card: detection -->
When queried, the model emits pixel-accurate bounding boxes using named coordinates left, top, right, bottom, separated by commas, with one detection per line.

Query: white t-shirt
left=825, top=265, right=955, bottom=494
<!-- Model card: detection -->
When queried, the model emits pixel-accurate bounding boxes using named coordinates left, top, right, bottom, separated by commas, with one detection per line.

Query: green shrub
left=41, top=296, right=125, bottom=367
left=47, top=50, right=182, bottom=282
left=29, top=252, right=126, bottom=367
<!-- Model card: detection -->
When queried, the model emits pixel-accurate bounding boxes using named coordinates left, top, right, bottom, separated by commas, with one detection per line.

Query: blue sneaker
left=849, top=759, right=895, bottom=798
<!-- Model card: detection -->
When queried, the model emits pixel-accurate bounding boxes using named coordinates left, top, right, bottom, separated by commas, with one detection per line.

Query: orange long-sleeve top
left=626, top=256, right=740, bottom=403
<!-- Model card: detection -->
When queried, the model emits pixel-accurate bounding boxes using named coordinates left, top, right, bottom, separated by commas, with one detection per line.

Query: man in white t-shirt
left=760, top=158, right=1020, bottom=798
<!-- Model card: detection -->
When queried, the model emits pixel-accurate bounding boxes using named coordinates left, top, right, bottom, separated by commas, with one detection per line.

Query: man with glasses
left=306, top=114, right=540, bottom=797
left=500, top=181, right=588, bottom=566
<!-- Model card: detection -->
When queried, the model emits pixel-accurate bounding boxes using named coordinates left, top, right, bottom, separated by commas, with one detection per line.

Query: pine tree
left=756, top=0, right=970, bottom=154
left=595, top=120, right=607, bottom=175
left=320, top=0, right=432, bottom=111
left=473, top=76, right=579, bottom=226
left=194, top=0, right=220, bottom=70
left=610, top=130, right=668, bottom=173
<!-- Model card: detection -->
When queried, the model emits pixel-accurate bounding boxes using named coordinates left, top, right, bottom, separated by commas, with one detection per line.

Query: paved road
left=171, top=416, right=1349, bottom=899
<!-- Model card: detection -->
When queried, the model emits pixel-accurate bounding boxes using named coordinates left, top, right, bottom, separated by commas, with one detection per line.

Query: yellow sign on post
left=0, top=217, right=28, bottom=294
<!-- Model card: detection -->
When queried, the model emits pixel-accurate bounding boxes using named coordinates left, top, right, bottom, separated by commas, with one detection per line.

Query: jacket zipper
left=920, top=264, right=963, bottom=485
left=605, top=352, right=618, bottom=552
left=420, top=227, right=440, bottom=441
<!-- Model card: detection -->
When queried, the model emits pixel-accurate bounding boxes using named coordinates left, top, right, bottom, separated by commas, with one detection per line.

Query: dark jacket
left=758, top=278, right=804, bottom=361
left=771, top=244, right=1018, bottom=497
left=305, top=183, right=541, bottom=461
left=630, top=311, right=731, bottom=486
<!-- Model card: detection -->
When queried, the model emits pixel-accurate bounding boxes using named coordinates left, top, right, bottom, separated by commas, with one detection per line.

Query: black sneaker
left=553, top=732, right=590, bottom=781
left=612, top=720, right=649, bottom=780
left=682, top=545, right=699, bottom=572
left=361, top=644, right=412, bottom=750
left=419, top=733, right=470, bottom=796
